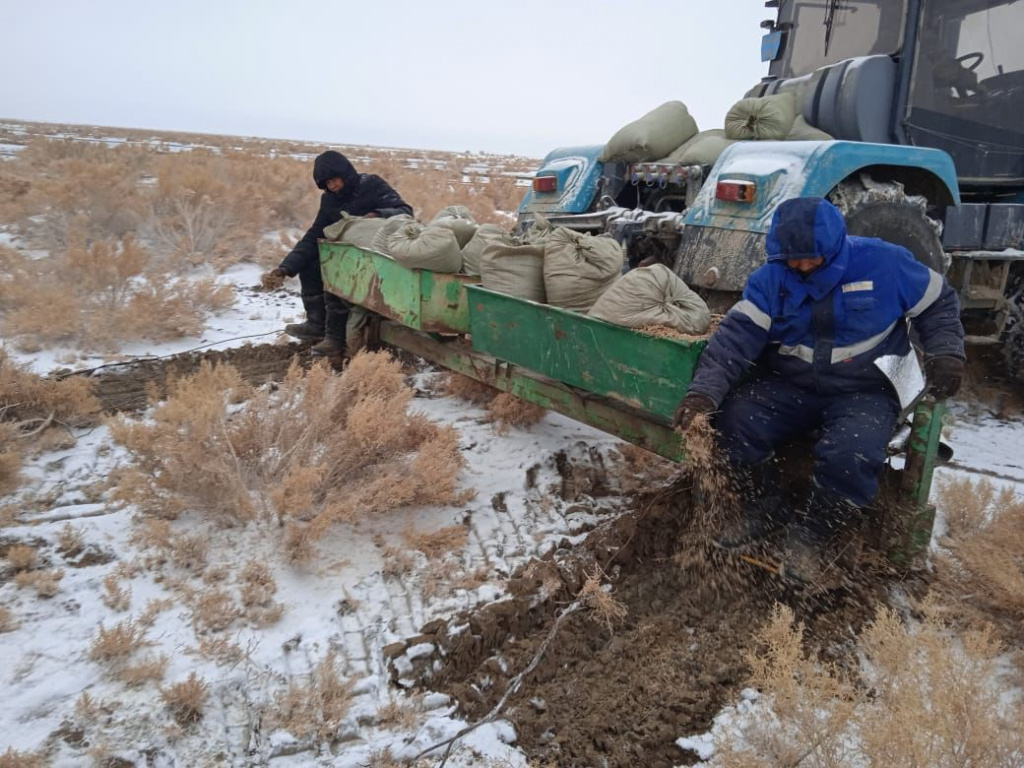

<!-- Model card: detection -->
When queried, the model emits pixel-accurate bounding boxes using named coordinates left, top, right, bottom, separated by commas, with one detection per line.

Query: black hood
left=312, top=150, right=359, bottom=192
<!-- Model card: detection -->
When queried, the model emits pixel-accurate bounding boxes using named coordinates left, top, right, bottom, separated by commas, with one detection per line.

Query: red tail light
left=716, top=180, right=756, bottom=203
left=533, top=175, right=558, bottom=193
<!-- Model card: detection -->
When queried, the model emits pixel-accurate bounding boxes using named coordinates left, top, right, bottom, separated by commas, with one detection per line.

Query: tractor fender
left=518, top=145, right=605, bottom=218
left=682, top=140, right=960, bottom=236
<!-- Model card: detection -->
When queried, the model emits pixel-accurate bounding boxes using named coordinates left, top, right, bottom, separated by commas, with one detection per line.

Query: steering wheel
left=956, top=52, right=985, bottom=72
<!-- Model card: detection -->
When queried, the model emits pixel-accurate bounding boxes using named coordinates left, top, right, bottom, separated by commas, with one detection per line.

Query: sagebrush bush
left=936, top=477, right=1024, bottom=643
left=110, top=352, right=467, bottom=556
left=713, top=602, right=1024, bottom=767
left=271, top=650, right=354, bottom=740
left=161, top=672, right=209, bottom=725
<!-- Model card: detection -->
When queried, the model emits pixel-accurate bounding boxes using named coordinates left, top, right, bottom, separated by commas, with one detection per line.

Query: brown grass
left=6, top=544, right=37, bottom=571
left=935, top=477, right=1024, bottom=645
left=271, top=650, right=355, bottom=740
left=238, top=560, right=284, bottom=627
left=101, top=573, right=132, bottom=612
left=111, top=352, right=467, bottom=557
left=403, top=525, right=469, bottom=560
left=488, top=393, right=547, bottom=434
left=0, top=348, right=99, bottom=423
left=89, top=620, right=149, bottom=666
left=14, top=569, right=63, bottom=598
left=0, top=749, right=47, bottom=768
left=161, top=672, right=209, bottom=725
left=192, top=589, right=239, bottom=633
left=0, top=235, right=233, bottom=352
left=0, top=606, right=16, bottom=633
left=577, top=569, right=628, bottom=635
left=441, top=372, right=497, bottom=406
left=714, top=602, right=1024, bottom=766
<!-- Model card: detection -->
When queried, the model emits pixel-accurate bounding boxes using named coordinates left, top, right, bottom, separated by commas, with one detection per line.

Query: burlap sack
left=386, top=222, right=463, bottom=273
left=480, top=233, right=546, bottom=303
left=461, top=224, right=506, bottom=276
left=599, top=101, right=700, bottom=163
left=322, top=212, right=389, bottom=248
left=654, top=133, right=702, bottom=164
left=430, top=206, right=479, bottom=248
left=787, top=115, right=834, bottom=141
left=368, top=214, right=416, bottom=255
left=543, top=228, right=624, bottom=312
left=677, top=129, right=739, bottom=166
left=588, top=264, right=711, bottom=334
left=724, top=92, right=798, bottom=141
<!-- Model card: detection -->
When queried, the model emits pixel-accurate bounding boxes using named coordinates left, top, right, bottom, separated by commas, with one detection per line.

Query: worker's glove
left=672, top=392, right=717, bottom=433
left=260, top=267, right=290, bottom=291
left=925, top=356, right=965, bottom=400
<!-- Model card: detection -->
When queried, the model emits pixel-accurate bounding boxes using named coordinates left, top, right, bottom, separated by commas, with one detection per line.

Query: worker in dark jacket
left=673, top=197, right=965, bottom=584
left=266, top=150, right=412, bottom=356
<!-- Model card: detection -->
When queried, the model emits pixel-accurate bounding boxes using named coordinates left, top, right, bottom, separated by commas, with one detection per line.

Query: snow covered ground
left=2, top=263, right=1023, bottom=766
left=0, top=270, right=632, bottom=766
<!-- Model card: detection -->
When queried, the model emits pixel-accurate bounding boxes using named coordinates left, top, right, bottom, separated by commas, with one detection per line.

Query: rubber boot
left=311, top=294, right=349, bottom=358
left=781, top=486, right=858, bottom=586
left=284, top=294, right=326, bottom=342
left=715, top=460, right=787, bottom=549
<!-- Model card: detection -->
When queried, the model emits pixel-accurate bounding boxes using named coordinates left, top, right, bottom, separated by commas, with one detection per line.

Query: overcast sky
left=1, top=0, right=773, bottom=157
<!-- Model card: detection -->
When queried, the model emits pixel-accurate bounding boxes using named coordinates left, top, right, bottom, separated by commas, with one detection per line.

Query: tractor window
left=777, top=1, right=906, bottom=79
left=907, top=0, right=1024, bottom=184
left=912, top=0, right=1024, bottom=128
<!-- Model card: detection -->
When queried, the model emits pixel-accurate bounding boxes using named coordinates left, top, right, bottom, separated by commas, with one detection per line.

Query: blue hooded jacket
left=688, top=197, right=965, bottom=405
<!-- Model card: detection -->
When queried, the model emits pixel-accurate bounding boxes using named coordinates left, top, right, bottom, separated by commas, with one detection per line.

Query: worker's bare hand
left=363, top=211, right=380, bottom=218
left=260, top=267, right=289, bottom=291
left=672, top=392, right=716, bottom=433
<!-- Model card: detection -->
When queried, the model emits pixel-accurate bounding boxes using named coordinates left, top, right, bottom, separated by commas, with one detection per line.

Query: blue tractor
left=518, top=0, right=1024, bottom=379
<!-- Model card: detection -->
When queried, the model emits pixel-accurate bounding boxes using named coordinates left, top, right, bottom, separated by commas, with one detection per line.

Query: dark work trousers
left=298, top=259, right=350, bottom=341
left=714, top=376, right=900, bottom=508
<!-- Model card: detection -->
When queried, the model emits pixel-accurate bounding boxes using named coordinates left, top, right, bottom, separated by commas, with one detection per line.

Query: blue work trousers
left=714, top=377, right=900, bottom=508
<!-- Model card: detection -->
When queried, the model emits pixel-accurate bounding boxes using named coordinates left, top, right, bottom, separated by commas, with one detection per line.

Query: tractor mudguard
left=683, top=140, right=960, bottom=235
left=518, top=145, right=605, bottom=218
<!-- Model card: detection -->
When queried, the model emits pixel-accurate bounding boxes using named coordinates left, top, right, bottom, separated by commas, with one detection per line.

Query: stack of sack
left=322, top=212, right=390, bottom=248
left=385, top=220, right=463, bottom=273
left=588, top=264, right=711, bottom=336
left=599, top=94, right=834, bottom=171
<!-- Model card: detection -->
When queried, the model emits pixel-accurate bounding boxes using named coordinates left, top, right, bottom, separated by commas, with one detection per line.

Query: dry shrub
left=0, top=748, right=47, bottom=768
left=714, top=602, right=1024, bottom=767
left=238, top=560, right=284, bottom=627
left=89, top=620, right=149, bottom=665
left=0, top=605, right=16, bottom=633
left=56, top=523, right=84, bottom=557
left=192, top=589, right=239, bottom=633
left=488, top=392, right=547, bottom=434
left=935, top=477, right=1024, bottom=643
left=14, top=569, right=63, bottom=598
left=111, top=352, right=467, bottom=553
left=0, top=348, right=99, bottom=424
left=161, top=672, right=209, bottom=725
left=271, top=650, right=354, bottom=740
left=376, top=697, right=421, bottom=730
left=1, top=235, right=233, bottom=351
left=404, top=525, right=469, bottom=560
left=441, top=372, right=497, bottom=406
left=101, top=574, right=132, bottom=612
left=116, top=655, right=169, bottom=687
left=6, top=544, right=37, bottom=571
left=0, top=423, right=21, bottom=496
left=577, top=569, right=628, bottom=635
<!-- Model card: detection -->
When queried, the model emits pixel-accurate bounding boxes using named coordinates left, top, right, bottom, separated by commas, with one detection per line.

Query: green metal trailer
left=319, top=241, right=945, bottom=564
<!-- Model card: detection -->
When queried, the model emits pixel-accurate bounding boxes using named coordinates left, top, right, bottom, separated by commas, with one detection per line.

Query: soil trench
left=74, top=342, right=308, bottom=413
left=398, top=477, right=900, bottom=767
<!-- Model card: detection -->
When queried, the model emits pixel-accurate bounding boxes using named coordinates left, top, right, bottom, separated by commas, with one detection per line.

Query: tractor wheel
left=829, top=176, right=946, bottom=273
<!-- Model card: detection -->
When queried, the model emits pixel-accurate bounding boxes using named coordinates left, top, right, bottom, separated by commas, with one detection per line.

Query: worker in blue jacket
left=673, top=197, right=965, bottom=584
